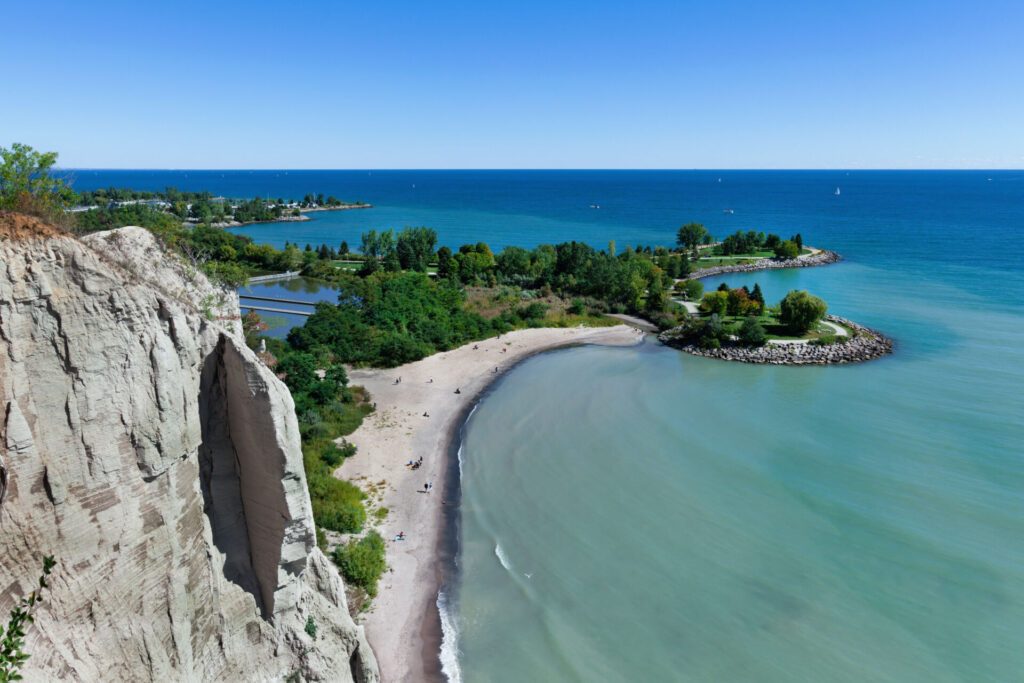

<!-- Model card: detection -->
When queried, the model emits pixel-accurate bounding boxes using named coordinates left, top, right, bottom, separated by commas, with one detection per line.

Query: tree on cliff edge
left=0, top=143, right=72, bottom=224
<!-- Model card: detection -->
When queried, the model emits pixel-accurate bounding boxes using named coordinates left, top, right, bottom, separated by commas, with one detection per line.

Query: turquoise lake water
left=72, top=171, right=1024, bottom=680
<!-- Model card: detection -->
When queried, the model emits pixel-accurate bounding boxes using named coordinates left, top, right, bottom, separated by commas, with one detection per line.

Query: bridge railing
left=247, top=270, right=301, bottom=284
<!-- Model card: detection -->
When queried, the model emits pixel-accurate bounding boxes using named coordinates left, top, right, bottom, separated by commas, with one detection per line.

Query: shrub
left=333, top=531, right=387, bottom=597
left=647, top=311, right=678, bottom=331
left=307, top=468, right=366, bottom=533
left=518, top=302, right=548, bottom=320
left=304, top=616, right=317, bottom=639
left=568, top=298, right=586, bottom=315
left=739, top=317, right=767, bottom=346
left=810, top=333, right=839, bottom=346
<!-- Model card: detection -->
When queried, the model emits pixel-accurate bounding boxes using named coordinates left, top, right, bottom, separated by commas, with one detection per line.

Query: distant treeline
left=72, top=187, right=367, bottom=227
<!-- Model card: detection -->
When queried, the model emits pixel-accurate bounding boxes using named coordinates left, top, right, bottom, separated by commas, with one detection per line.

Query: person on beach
left=473, top=344, right=479, bottom=350
left=423, top=411, right=429, bottom=417
left=455, top=388, right=461, bottom=394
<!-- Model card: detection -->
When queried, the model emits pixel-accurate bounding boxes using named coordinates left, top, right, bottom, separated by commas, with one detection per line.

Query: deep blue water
left=69, top=170, right=1024, bottom=280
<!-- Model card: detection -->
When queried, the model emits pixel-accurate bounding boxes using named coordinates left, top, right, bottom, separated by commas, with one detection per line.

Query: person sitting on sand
left=473, top=344, right=479, bottom=350
left=396, top=531, right=405, bottom=541
left=454, top=388, right=461, bottom=394
left=423, top=411, right=429, bottom=417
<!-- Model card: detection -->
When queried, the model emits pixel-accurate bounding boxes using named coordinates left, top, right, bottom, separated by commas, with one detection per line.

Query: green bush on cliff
left=306, top=463, right=366, bottom=534
left=1, top=556, right=56, bottom=681
left=332, top=531, right=387, bottom=597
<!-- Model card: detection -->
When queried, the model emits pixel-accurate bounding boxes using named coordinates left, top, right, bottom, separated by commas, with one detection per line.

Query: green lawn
left=710, top=312, right=839, bottom=341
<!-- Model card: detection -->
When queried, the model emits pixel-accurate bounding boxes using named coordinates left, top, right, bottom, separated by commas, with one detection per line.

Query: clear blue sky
left=3, top=0, right=1022, bottom=169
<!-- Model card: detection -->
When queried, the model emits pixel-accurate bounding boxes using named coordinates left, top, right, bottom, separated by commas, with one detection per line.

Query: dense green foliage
left=676, top=222, right=710, bottom=252
left=774, top=239, right=800, bottom=259
left=739, top=316, right=768, bottom=346
left=676, top=279, right=704, bottom=301
left=1, top=556, right=56, bottom=682
left=720, top=230, right=776, bottom=255
left=332, top=531, right=387, bottom=597
left=396, top=227, right=438, bottom=271
left=289, top=271, right=501, bottom=367
left=0, top=143, right=72, bottom=224
left=699, top=283, right=764, bottom=317
left=779, top=290, right=827, bottom=334
left=266, top=339, right=371, bottom=535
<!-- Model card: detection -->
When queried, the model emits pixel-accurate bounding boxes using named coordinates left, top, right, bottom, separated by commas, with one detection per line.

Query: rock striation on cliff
left=0, top=214, right=378, bottom=682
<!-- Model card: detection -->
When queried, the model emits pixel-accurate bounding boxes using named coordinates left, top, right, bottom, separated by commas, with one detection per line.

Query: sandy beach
left=337, top=324, right=642, bottom=682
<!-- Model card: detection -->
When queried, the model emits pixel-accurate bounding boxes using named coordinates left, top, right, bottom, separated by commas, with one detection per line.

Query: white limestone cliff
left=0, top=217, right=379, bottom=682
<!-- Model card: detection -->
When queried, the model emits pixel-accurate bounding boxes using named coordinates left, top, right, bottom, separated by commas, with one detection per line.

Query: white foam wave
left=437, top=590, right=463, bottom=683
left=494, top=543, right=513, bottom=572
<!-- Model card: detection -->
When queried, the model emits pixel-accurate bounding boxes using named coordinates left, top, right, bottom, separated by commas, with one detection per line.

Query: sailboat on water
left=835, top=187, right=841, bottom=196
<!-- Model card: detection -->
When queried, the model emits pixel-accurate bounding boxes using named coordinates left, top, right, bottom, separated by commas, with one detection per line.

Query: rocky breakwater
left=687, top=249, right=841, bottom=280
left=658, top=315, right=893, bottom=365
left=0, top=213, right=378, bottom=682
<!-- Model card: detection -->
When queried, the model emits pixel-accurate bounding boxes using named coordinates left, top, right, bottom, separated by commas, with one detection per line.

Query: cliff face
left=0, top=217, right=378, bottom=682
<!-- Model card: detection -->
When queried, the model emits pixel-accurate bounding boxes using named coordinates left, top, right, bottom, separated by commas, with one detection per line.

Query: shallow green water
left=449, top=262, right=1024, bottom=682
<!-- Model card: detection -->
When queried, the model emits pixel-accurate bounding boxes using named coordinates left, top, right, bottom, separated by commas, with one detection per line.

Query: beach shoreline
left=337, top=325, right=642, bottom=682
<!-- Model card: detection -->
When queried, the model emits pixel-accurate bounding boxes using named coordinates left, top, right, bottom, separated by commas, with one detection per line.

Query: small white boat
left=589, top=204, right=600, bottom=209
left=835, top=187, right=841, bottom=196
left=723, top=208, right=734, bottom=214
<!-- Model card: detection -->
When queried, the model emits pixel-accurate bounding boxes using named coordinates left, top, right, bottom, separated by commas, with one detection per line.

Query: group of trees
left=357, top=227, right=439, bottom=274
left=675, top=222, right=809, bottom=262
left=288, top=271, right=501, bottom=367
left=72, top=184, right=363, bottom=227
left=699, top=282, right=766, bottom=317
left=438, top=240, right=681, bottom=315
left=681, top=285, right=827, bottom=349
left=719, top=230, right=777, bottom=255
left=301, top=193, right=354, bottom=208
